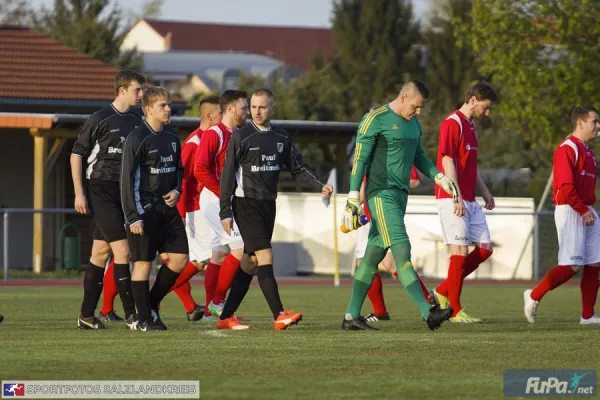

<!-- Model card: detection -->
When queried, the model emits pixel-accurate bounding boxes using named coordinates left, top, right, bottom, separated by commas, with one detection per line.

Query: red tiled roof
left=0, top=25, right=117, bottom=101
left=143, top=19, right=337, bottom=71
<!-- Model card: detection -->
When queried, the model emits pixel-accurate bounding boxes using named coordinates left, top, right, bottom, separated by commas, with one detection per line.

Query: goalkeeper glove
left=342, top=193, right=364, bottom=231
left=434, top=173, right=459, bottom=203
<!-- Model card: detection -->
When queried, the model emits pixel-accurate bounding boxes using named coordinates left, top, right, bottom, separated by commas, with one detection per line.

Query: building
left=122, top=19, right=337, bottom=72
left=0, top=24, right=186, bottom=272
left=143, top=50, right=303, bottom=100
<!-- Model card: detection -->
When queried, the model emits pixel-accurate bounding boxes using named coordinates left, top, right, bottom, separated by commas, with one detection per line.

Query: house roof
left=0, top=25, right=117, bottom=101
left=142, top=50, right=303, bottom=91
left=142, top=19, right=337, bottom=71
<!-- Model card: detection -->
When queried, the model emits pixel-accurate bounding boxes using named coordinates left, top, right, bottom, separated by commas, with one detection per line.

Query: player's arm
left=554, top=145, right=589, bottom=216
left=120, top=132, right=144, bottom=228
left=193, top=129, right=221, bottom=197
left=343, top=116, right=378, bottom=230
left=284, top=135, right=328, bottom=193
left=177, top=141, right=194, bottom=218
left=219, top=132, right=241, bottom=222
left=359, top=178, right=366, bottom=204
left=476, top=171, right=494, bottom=210
left=164, top=137, right=183, bottom=208
left=413, top=133, right=459, bottom=205
left=70, top=114, right=100, bottom=214
left=409, top=166, right=421, bottom=191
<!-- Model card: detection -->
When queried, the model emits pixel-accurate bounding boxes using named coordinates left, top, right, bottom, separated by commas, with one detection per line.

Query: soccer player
left=219, top=88, right=333, bottom=330
left=359, top=167, right=435, bottom=321
left=121, top=86, right=189, bottom=331
left=431, top=82, right=497, bottom=323
left=167, top=95, right=223, bottom=321
left=71, top=69, right=145, bottom=330
left=341, top=81, right=458, bottom=331
left=524, top=106, right=600, bottom=325
left=192, top=90, right=249, bottom=320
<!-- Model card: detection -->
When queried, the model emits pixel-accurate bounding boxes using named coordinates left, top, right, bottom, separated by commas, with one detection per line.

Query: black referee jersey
left=120, top=122, right=183, bottom=227
left=220, top=121, right=325, bottom=220
left=71, top=104, right=143, bottom=181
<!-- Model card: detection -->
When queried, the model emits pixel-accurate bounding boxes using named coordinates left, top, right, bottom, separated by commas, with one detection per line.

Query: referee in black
left=120, top=86, right=189, bottom=331
left=219, top=88, right=333, bottom=330
left=71, top=69, right=145, bottom=330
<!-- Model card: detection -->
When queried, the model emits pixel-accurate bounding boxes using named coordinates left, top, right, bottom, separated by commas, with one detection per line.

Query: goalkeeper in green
left=342, top=81, right=459, bottom=331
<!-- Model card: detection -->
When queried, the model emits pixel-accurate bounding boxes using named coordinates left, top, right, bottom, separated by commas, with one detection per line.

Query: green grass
left=0, top=284, right=598, bottom=399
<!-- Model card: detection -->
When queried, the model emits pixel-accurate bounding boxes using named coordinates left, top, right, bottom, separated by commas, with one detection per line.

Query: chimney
left=164, top=32, right=172, bottom=50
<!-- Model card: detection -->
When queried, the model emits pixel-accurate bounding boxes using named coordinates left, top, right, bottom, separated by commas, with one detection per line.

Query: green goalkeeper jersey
left=350, top=104, right=439, bottom=199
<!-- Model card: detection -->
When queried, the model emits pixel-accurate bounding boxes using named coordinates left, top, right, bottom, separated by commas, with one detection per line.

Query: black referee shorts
left=87, top=180, right=127, bottom=243
left=127, top=201, right=188, bottom=262
left=232, top=197, right=276, bottom=254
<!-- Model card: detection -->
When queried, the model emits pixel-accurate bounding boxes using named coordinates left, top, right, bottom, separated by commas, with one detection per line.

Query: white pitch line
left=203, top=330, right=229, bottom=337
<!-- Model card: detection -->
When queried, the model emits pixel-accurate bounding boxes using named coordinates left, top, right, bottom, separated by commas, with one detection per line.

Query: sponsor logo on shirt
left=465, top=144, right=478, bottom=151
left=251, top=154, right=281, bottom=172
left=107, top=147, right=122, bottom=154
left=109, top=128, right=120, bottom=133
left=149, top=149, right=158, bottom=153
left=249, top=147, right=260, bottom=151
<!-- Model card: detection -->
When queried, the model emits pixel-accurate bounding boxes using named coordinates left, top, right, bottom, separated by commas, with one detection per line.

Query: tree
left=30, top=0, right=163, bottom=70
left=465, top=0, right=600, bottom=175
left=422, top=0, right=480, bottom=113
left=0, top=0, right=30, bottom=24
left=331, top=0, right=420, bottom=120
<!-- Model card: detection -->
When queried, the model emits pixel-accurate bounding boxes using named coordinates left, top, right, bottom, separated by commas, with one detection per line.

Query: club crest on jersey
left=277, top=143, right=283, bottom=153
left=172, top=142, right=177, bottom=152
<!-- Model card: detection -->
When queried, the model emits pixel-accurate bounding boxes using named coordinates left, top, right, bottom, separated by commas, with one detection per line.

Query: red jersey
left=177, top=128, right=204, bottom=218
left=193, top=122, right=232, bottom=198
left=553, top=135, right=596, bottom=216
left=435, top=110, right=478, bottom=201
left=362, top=167, right=420, bottom=222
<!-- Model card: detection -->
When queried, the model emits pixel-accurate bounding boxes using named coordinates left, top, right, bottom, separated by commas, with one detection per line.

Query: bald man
left=341, top=80, right=459, bottom=331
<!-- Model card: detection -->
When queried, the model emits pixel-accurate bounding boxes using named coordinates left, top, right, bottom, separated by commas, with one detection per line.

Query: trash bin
left=60, top=223, right=81, bottom=270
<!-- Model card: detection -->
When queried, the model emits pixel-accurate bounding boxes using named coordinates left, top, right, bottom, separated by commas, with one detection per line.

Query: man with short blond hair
left=121, top=86, right=188, bottom=331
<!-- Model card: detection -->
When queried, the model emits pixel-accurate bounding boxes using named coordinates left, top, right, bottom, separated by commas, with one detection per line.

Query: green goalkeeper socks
left=390, top=242, right=432, bottom=319
left=346, top=245, right=387, bottom=319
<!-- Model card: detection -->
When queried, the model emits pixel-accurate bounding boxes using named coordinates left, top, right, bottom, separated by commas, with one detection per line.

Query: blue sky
left=27, top=0, right=432, bottom=27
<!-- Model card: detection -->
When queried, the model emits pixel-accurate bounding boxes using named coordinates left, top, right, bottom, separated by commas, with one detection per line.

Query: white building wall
left=121, top=21, right=166, bottom=53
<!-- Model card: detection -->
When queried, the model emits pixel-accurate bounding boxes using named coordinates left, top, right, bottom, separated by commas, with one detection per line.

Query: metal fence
left=1, top=208, right=77, bottom=282
left=1, top=207, right=559, bottom=282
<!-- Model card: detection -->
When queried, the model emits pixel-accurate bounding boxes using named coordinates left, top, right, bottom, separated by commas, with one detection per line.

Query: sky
left=26, top=0, right=432, bottom=27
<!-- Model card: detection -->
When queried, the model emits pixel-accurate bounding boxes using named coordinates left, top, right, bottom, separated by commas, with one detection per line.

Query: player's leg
left=148, top=205, right=190, bottom=329
left=127, top=206, right=163, bottom=331
left=579, top=209, right=600, bottom=324
left=99, top=257, right=122, bottom=321
left=89, top=182, right=135, bottom=323
left=365, top=249, right=391, bottom=322
left=433, top=198, right=471, bottom=319
left=163, top=248, right=206, bottom=321
left=203, top=249, right=226, bottom=319
left=199, top=189, right=244, bottom=315
left=78, top=237, right=111, bottom=329
left=524, top=205, right=583, bottom=324
left=375, top=190, right=452, bottom=330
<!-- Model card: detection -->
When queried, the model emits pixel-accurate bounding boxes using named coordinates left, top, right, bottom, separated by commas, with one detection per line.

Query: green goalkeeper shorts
left=366, top=189, right=409, bottom=248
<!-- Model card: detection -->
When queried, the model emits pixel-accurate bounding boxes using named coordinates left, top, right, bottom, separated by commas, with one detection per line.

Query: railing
left=1, top=208, right=77, bottom=282
left=0, top=207, right=556, bottom=283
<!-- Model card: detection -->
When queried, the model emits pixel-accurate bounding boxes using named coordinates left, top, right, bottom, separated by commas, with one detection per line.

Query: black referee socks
left=80, top=262, right=105, bottom=318
left=113, top=263, right=136, bottom=319
left=132, top=280, right=151, bottom=323
left=149, top=265, right=180, bottom=310
left=257, top=265, right=284, bottom=319
left=220, top=267, right=254, bottom=320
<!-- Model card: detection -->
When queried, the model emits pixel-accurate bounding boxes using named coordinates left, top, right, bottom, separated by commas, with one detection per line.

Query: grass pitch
left=0, top=283, right=598, bottom=399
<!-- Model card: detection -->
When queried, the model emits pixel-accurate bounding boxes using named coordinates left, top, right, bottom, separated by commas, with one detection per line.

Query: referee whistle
left=341, top=214, right=368, bottom=233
